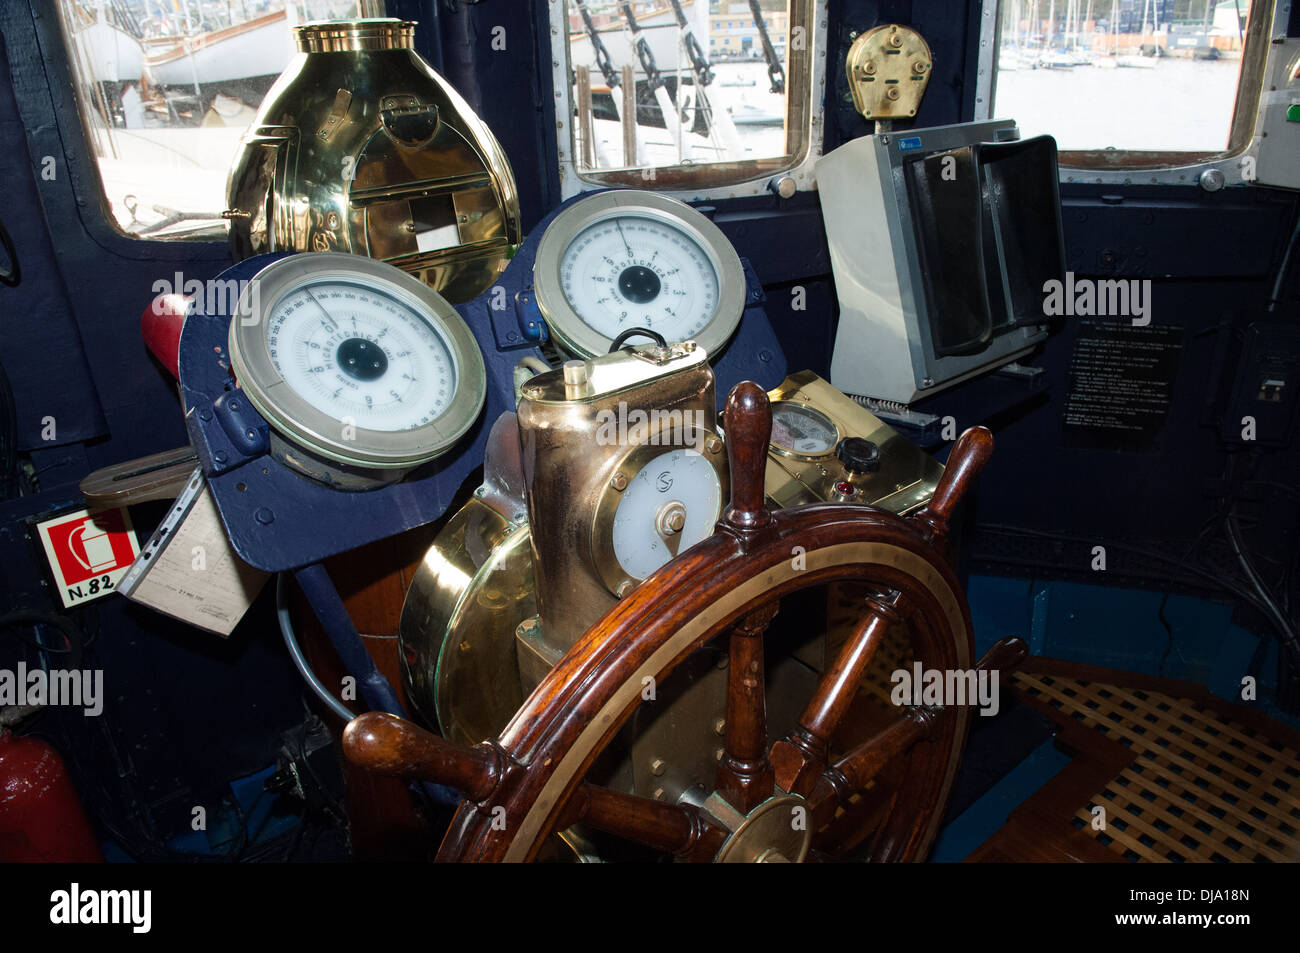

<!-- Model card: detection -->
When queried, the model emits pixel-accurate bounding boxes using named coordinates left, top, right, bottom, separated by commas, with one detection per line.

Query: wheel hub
left=703, top=791, right=811, bottom=863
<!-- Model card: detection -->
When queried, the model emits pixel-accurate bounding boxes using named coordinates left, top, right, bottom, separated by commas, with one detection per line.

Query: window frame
left=974, top=0, right=1284, bottom=187
left=49, top=0, right=390, bottom=244
left=549, top=0, right=830, bottom=202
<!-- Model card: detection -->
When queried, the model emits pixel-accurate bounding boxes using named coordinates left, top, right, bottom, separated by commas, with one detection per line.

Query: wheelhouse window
left=56, top=1, right=382, bottom=240
left=989, top=0, right=1267, bottom=162
left=555, top=0, right=822, bottom=192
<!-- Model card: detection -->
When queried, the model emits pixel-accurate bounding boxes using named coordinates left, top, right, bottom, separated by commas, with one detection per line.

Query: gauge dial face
left=228, top=253, right=486, bottom=471
left=612, top=448, right=722, bottom=581
left=560, top=215, right=719, bottom=343
left=770, top=402, right=839, bottom=458
left=534, top=191, right=745, bottom=360
left=267, top=280, right=456, bottom=432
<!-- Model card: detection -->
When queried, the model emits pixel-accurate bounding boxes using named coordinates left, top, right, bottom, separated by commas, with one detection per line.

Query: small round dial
left=770, top=402, right=839, bottom=458
left=535, top=191, right=745, bottom=360
left=611, top=449, right=722, bottom=582
left=267, top=280, right=456, bottom=432
left=560, top=215, right=719, bottom=343
left=228, top=253, right=485, bottom=475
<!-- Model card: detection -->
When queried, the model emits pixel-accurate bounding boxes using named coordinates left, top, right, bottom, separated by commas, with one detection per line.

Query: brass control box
left=763, top=371, right=944, bottom=513
left=515, top=343, right=727, bottom=687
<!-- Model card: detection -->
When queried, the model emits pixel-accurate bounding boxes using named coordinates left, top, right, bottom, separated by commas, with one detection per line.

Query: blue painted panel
left=929, top=739, right=1072, bottom=863
left=181, top=193, right=787, bottom=572
left=0, top=36, right=106, bottom=450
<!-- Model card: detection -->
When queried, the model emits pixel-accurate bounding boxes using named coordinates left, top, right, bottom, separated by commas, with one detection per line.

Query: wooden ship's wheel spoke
left=715, top=604, right=779, bottom=814
left=342, top=382, right=1024, bottom=862
left=772, top=592, right=903, bottom=797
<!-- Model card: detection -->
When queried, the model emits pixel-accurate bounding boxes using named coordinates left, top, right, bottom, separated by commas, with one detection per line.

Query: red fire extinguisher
left=0, top=727, right=104, bottom=862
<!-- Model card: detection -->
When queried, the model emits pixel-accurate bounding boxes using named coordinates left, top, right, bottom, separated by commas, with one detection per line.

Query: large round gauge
left=228, top=253, right=485, bottom=484
left=533, top=191, right=746, bottom=360
left=591, top=439, right=728, bottom=596
left=770, top=401, right=840, bottom=459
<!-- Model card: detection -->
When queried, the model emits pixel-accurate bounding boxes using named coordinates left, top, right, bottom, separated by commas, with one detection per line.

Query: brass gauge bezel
left=589, top=433, right=728, bottom=597
left=768, top=399, right=842, bottom=461
left=533, top=190, right=746, bottom=360
left=228, top=253, right=486, bottom=471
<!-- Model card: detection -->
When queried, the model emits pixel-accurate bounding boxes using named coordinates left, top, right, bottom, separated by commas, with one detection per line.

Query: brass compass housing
left=225, top=18, right=520, bottom=303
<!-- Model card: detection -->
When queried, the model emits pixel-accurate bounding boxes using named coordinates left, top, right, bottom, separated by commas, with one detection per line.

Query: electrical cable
left=1156, top=592, right=1178, bottom=676
left=608, top=327, right=667, bottom=351
left=1226, top=509, right=1300, bottom=665
left=275, top=573, right=357, bottom=723
left=517, top=355, right=550, bottom=376
left=1267, top=206, right=1300, bottom=312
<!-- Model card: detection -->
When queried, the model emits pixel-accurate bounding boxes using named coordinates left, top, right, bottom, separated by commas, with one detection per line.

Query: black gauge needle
left=303, top=286, right=338, bottom=331
left=615, top=219, right=634, bottom=260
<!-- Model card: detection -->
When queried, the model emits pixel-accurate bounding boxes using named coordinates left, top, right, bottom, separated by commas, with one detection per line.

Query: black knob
left=836, top=437, right=881, bottom=475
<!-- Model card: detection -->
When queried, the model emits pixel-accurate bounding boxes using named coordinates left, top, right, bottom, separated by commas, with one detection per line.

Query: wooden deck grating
left=967, top=659, right=1300, bottom=863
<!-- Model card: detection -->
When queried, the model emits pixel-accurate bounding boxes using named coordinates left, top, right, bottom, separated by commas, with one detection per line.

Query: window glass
left=991, top=0, right=1258, bottom=154
left=561, top=0, right=817, bottom=189
left=57, top=1, right=381, bottom=240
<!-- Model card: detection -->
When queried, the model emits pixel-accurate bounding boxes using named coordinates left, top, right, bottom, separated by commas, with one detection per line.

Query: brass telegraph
left=225, top=18, right=521, bottom=303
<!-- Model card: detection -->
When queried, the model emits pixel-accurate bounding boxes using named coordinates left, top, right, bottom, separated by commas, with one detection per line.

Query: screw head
left=705, top=436, right=723, bottom=454
left=650, top=758, right=667, bottom=776
left=611, top=472, right=628, bottom=491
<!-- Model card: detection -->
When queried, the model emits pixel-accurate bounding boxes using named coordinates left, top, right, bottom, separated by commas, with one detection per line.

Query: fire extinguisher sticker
left=35, top=508, right=140, bottom=609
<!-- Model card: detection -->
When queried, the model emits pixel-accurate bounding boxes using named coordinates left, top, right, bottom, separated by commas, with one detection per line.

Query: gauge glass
left=771, top=402, right=839, bottom=457
left=534, top=192, right=745, bottom=360
left=267, top=279, right=456, bottom=432
left=612, top=448, right=722, bottom=580
left=229, top=253, right=486, bottom=471
left=560, top=215, right=719, bottom=342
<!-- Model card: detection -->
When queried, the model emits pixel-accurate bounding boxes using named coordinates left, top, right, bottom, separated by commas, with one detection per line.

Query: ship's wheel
left=344, top=381, right=1026, bottom=862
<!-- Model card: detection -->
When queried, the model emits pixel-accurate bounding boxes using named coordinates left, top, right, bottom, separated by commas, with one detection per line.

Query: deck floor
left=968, top=659, right=1300, bottom=863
